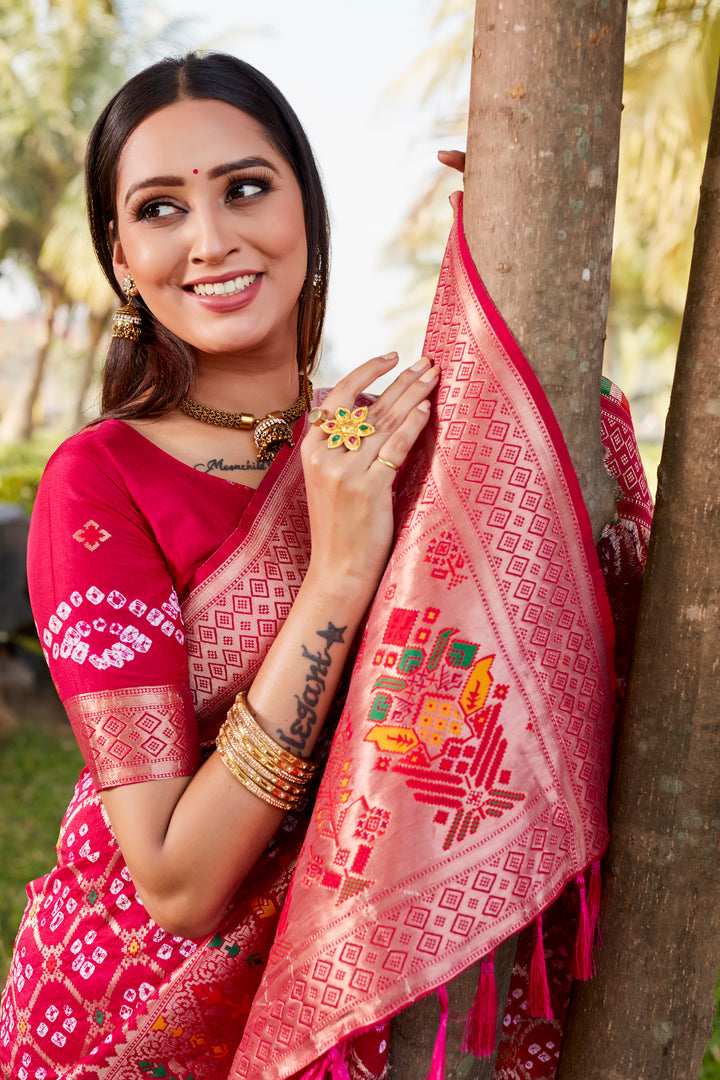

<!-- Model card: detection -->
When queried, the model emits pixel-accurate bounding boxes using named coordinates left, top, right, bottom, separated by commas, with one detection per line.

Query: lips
left=190, top=273, right=258, bottom=297
left=186, top=271, right=263, bottom=313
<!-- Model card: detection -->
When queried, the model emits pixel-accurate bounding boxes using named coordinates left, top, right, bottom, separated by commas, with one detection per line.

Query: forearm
left=101, top=354, right=437, bottom=938
left=102, top=564, right=373, bottom=937
left=247, top=561, right=372, bottom=756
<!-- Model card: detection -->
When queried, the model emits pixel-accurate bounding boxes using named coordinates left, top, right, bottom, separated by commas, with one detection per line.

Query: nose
left=188, top=201, right=239, bottom=265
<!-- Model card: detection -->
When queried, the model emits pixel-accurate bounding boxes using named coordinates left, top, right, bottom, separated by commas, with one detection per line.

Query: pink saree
left=0, top=425, right=321, bottom=1079
left=0, top=204, right=651, bottom=1080
left=228, top=204, right=652, bottom=1080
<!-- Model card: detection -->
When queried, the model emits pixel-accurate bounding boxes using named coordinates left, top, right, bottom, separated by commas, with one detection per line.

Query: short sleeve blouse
left=28, top=420, right=254, bottom=790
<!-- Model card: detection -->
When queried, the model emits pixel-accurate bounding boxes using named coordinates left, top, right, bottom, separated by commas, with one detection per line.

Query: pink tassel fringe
left=461, top=951, right=497, bottom=1059
left=328, top=1042, right=351, bottom=1080
left=572, top=871, right=595, bottom=980
left=425, top=984, right=450, bottom=1080
left=298, top=1038, right=351, bottom=1080
left=529, top=914, right=554, bottom=1019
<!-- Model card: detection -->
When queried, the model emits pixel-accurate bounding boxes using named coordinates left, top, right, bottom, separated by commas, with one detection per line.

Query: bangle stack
left=216, top=691, right=320, bottom=811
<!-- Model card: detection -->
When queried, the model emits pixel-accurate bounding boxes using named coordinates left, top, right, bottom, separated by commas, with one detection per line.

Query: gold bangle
left=232, top=693, right=319, bottom=772
left=216, top=725, right=303, bottom=811
left=225, top=711, right=313, bottom=791
left=222, top=722, right=305, bottom=796
left=215, top=691, right=322, bottom=811
left=232, top=693, right=320, bottom=776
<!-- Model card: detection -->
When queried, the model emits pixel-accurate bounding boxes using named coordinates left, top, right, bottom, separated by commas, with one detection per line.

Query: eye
left=138, top=200, right=182, bottom=221
left=227, top=176, right=271, bottom=202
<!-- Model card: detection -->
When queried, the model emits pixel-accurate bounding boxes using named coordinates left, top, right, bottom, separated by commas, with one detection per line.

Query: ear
left=109, top=221, right=130, bottom=291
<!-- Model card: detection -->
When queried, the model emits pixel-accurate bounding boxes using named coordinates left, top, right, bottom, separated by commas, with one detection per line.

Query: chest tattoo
left=194, top=458, right=270, bottom=474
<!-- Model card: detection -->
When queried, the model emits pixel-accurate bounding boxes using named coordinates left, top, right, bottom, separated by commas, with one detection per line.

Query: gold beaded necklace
left=178, top=374, right=313, bottom=464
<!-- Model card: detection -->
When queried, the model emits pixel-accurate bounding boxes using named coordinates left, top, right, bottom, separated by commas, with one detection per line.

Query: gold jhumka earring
left=111, top=274, right=142, bottom=342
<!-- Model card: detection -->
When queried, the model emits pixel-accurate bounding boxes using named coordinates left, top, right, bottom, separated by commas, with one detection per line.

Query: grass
left=0, top=707, right=83, bottom=982
left=701, top=979, right=720, bottom=1080
left=0, top=710, right=718, bottom=1075
left=0, top=435, right=61, bottom=513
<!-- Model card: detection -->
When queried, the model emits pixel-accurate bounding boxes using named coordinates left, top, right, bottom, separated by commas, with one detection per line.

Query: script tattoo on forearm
left=194, top=458, right=269, bottom=473
left=276, top=622, right=347, bottom=755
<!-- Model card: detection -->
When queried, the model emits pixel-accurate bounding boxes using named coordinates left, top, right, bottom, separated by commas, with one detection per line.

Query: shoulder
left=47, top=418, right=131, bottom=464
left=33, top=420, right=150, bottom=535
left=41, top=420, right=136, bottom=489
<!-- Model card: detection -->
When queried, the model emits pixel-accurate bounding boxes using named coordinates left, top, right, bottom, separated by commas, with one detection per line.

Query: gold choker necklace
left=179, top=375, right=313, bottom=464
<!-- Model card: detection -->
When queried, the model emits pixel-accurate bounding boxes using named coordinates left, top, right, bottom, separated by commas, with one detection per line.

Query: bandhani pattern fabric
left=229, top=203, right=639, bottom=1080
left=1, top=768, right=306, bottom=1080
left=493, top=892, right=577, bottom=1080
left=0, top=204, right=651, bottom=1080
left=0, top=423, right=326, bottom=1080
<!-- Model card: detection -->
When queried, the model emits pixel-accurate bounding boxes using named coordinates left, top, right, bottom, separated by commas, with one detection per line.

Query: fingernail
left=411, top=356, right=430, bottom=371
left=382, top=351, right=398, bottom=361
left=417, top=399, right=431, bottom=412
left=420, top=365, right=439, bottom=383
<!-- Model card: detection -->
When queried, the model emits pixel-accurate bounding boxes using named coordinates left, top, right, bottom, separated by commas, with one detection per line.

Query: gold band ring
left=376, top=455, right=400, bottom=471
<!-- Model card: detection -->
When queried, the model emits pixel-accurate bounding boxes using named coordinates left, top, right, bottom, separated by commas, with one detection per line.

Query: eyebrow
left=123, top=157, right=279, bottom=206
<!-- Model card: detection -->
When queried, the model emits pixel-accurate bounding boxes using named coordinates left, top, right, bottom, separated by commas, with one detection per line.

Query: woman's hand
left=437, top=149, right=466, bottom=174
left=301, top=353, right=439, bottom=600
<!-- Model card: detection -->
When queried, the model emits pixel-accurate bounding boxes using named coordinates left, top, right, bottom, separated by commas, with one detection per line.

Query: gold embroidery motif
left=183, top=450, right=311, bottom=722
left=72, top=518, right=111, bottom=551
left=65, top=684, right=200, bottom=790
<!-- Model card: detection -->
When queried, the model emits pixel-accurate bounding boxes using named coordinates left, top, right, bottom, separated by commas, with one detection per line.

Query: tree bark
left=390, top=936, right=517, bottom=1079
left=463, top=0, right=624, bottom=540
left=555, top=55, right=720, bottom=1080
left=389, top=3, right=627, bottom=1075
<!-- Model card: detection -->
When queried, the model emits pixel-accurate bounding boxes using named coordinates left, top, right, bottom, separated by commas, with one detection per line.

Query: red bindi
left=193, top=169, right=198, bottom=174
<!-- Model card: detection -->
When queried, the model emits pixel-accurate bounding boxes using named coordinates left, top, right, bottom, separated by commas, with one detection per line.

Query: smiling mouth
left=192, top=273, right=258, bottom=297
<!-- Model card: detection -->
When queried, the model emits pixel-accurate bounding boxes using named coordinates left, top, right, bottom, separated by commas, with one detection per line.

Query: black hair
left=85, top=52, right=329, bottom=418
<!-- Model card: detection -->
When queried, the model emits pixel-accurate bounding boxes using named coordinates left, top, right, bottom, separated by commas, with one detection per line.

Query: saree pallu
left=0, top=205, right=651, bottom=1080
left=229, top=204, right=653, bottom=1080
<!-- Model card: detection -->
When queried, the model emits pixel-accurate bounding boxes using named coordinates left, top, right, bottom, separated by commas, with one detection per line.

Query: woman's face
left=111, top=98, right=308, bottom=367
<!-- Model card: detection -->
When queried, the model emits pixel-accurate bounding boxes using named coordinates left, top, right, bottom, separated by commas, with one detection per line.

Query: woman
left=0, top=52, right=438, bottom=1078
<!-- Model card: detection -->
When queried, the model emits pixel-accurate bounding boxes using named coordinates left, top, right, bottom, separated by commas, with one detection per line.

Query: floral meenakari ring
left=320, top=406, right=375, bottom=451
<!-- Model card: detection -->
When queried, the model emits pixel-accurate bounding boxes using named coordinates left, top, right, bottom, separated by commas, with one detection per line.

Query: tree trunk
left=390, top=936, right=517, bottom=1080
left=0, top=290, right=59, bottom=444
left=389, top=3, right=626, bottom=1075
left=463, top=0, right=623, bottom=540
left=555, top=55, right=720, bottom=1080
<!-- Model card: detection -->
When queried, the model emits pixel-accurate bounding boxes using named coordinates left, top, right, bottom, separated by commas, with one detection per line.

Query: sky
left=1, top=0, right=471, bottom=386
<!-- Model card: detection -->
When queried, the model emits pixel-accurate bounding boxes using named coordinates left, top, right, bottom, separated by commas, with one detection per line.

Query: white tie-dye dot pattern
left=38, top=586, right=185, bottom=672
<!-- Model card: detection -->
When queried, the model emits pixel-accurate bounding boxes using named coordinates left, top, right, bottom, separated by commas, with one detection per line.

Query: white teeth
left=192, top=273, right=257, bottom=297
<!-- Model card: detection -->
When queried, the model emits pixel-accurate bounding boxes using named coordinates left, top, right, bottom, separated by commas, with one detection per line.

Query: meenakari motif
left=321, top=406, right=374, bottom=451
left=227, top=202, right=649, bottom=1080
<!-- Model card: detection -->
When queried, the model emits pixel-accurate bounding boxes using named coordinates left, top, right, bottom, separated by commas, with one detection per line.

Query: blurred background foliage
left=0, top=0, right=183, bottom=449
left=0, top=3, right=718, bottom=1071
left=0, top=0, right=717, bottom=479
left=390, top=0, right=720, bottom=488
